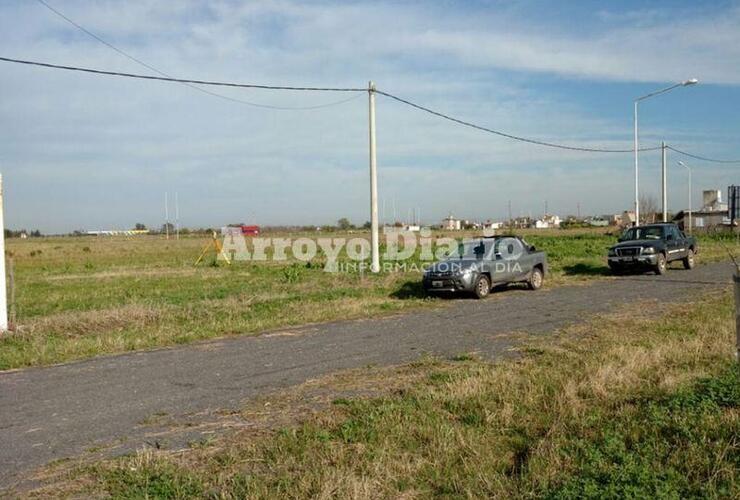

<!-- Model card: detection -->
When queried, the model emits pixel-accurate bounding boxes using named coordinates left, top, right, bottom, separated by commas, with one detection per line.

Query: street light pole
left=678, top=161, right=692, bottom=234
left=633, top=78, right=698, bottom=227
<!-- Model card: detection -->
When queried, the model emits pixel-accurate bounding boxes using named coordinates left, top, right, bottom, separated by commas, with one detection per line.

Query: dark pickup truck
left=423, top=236, right=547, bottom=299
left=607, top=223, right=697, bottom=275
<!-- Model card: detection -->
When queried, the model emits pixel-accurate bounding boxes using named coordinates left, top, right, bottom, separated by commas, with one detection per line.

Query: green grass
left=0, top=229, right=734, bottom=369
left=27, top=290, right=738, bottom=498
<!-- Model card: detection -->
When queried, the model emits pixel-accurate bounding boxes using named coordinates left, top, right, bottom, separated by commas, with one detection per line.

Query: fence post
left=0, top=174, right=7, bottom=332
left=735, top=269, right=740, bottom=362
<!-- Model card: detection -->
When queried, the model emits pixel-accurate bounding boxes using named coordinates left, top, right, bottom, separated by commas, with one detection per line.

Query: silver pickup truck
left=423, top=236, right=548, bottom=299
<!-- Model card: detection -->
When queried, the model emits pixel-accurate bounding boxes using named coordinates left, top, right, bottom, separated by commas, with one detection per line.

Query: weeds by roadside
left=23, top=291, right=738, bottom=498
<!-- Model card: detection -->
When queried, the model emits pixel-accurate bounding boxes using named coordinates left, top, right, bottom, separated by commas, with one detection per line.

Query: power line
left=375, top=90, right=661, bottom=153
left=3, top=55, right=738, bottom=161
left=0, top=56, right=365, bottom=92
left=33, top=0, right=362, bottom=111
left=666, top=146, right=740, bottom=164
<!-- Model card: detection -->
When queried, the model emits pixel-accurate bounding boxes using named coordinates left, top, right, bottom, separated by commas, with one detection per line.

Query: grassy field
left=0, top=228, right=735, bottom=370
left=24, top=289, right=739, bottom=498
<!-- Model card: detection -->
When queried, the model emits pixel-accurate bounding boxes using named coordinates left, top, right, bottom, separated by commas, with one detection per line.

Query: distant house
left=673, top=209, right=730, bottom=230
left=483, top=220, right=504, bottom=230
left=534, top=214, right=561, bottom=229
left=586, top=216, right=609, bottom=227
left=672, top=188, right=733, bottom=230
left=442, top=214, right=462, bottom=230
left=621, top=210, right=636, bottom=227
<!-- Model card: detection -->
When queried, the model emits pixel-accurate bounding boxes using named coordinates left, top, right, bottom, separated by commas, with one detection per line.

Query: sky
left=0, top=0, right=739, bottom=233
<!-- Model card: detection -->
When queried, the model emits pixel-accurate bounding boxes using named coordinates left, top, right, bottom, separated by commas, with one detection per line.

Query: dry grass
left=20, top=291, right=739, bottom=499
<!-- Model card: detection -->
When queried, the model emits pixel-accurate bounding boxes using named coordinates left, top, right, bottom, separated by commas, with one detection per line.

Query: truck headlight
left=642, top=247, right=657, bottom=254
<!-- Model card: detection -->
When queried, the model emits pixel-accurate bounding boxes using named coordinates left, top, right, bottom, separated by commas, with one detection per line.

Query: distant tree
left=337, top=218, right=353, bottom=230
left=639, top=195, right=659, bottom=224
left=134, top=223, right=147, bottom=231
left=362, top=221, right=372, bottom=229
left=30, top=229, right=42, bottom=237
left=161, top=222, right=175, bottom=234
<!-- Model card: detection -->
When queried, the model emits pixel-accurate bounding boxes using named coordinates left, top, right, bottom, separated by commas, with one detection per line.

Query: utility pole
left=577, top=202, right=581, bottom=219
left=508, top=200, right=512, bottom=227
left=0, top=174, right=7, bottom=332
left=164, top=192, right=170, bottom=240
left=368, top=81, right=380, bottom=273
left=175, top=192, right=180, bottom=240
left=661, top=141, right=668, bottom=222
left=634, top=100, right=640, bottom=226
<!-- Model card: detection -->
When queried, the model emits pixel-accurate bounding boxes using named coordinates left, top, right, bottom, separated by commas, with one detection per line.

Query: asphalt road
left=0, top=261, right=734, bottom=488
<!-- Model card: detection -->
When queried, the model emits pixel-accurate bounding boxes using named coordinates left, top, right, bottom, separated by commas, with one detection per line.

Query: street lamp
left=678, top=160, right=692, bottom=234
left=633, top=78, right=698, bottom=226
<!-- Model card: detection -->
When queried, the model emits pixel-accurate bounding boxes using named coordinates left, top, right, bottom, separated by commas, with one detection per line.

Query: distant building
left=621, top=210, right=636, bottom=226
left=534, top=214, right=561, bottom=229
left=483, top=220, right=504, bottom=230
left=442, top=214, right=462, bottom=230
left=586, top=216, right=609, bottom=227
left=702, top=190, right=727, bottom=212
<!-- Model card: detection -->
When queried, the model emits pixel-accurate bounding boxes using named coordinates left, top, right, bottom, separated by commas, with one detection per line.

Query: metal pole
left=368, top=81, right=380, bottom=273
left=0, top=174, right=8, bottom=331
left=662, top=141, right=667, bottom=222
left=634, top=101, right=640, bottom=226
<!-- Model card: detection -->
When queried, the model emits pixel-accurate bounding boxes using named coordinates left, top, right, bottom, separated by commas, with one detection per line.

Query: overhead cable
left=666, top=145, right=740, bottom=164
left=33, top=0, right=361, bottom=110
left=375, top=90, right=661, bottom=153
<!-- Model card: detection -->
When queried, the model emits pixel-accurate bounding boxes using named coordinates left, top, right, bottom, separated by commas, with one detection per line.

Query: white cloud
left=0, top=0, right=738, bottom=232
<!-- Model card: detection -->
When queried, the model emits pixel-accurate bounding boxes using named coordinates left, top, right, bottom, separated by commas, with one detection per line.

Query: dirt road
left=0, top=261, right=733, bottom=487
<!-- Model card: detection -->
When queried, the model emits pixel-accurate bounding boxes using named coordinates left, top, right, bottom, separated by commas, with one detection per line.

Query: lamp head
left=682, top=78, right=699, bottom=86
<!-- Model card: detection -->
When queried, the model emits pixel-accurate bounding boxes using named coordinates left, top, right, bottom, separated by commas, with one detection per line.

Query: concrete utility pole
left=164, top=192, right=170, bottom=240
left=634, top=100, right=640, bottom=226
left=175, top=192, right=180, bottom=240
left=368, top=81, right=380, bottom=273
left=677, top=161, right=692, bottom=234
left=0, top=174, right=8, bottom=331
left=661, top=141, right=668, bottom=222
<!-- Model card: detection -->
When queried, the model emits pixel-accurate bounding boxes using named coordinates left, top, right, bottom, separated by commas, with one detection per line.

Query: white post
left=634, top=101, right=640, bottom=226
left=0, top=174, right=8, bottom=331
left=368, top=81, right=380, bottom=273
left=662, top=141, right=667, bottom=222
left=164, top=192, right=169, bottom=240
left=175, top=191, right=180, bottom=240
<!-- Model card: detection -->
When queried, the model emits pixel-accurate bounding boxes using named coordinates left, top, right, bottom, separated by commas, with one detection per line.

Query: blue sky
left=0, top=0, right=738, bottom=232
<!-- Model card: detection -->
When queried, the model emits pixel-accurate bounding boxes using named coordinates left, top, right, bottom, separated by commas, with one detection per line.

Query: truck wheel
left=528, top=267, right=544, bottom=290
left=608, top=263, right=623, bottom=275
left=473, top=274, right=491, bottom=299
left=683, top=249, right=695, bottom=270
left=654, top=253, right=667, bottom=275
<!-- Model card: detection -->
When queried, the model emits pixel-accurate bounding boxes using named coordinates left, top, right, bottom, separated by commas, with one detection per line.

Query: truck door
left=666, top=226, right=685, bottom=261
left=492, top=237, right=527, bottom=283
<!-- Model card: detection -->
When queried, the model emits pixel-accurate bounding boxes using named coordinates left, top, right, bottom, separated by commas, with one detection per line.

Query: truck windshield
left=621, top=226, right=664, bottom=240
left=448, top=239, right=495, bottom=260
